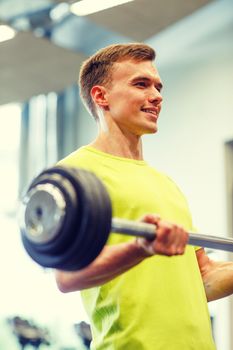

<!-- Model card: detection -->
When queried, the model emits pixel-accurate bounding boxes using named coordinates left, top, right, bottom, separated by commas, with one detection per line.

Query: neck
left=90, top=116, right=144, bottom=160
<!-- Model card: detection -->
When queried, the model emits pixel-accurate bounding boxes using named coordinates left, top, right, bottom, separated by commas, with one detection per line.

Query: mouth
left=141, top=108, right=158, bottom=120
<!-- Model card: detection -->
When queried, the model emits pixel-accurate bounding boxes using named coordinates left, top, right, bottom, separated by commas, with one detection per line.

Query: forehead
left=111, top=59, right=160, bottom=82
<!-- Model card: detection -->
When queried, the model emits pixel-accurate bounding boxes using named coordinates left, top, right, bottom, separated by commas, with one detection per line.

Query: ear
left=91, top=85, right=109, bottom=109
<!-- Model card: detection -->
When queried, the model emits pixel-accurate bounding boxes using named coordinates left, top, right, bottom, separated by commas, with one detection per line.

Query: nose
left=148, top=88, right=163, bottom=105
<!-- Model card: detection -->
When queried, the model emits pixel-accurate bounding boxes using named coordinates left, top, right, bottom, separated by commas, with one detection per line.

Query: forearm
left=202, top=261, right=233, bottom=302
left=55, top=240, right=150, bottom=292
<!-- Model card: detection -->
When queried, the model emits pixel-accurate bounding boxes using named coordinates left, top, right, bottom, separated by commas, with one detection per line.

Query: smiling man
left=53, top=43, right=231, bottom=349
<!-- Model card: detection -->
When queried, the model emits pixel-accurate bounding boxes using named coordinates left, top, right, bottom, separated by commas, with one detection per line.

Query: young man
left=56, top=43, right=233, bottom=349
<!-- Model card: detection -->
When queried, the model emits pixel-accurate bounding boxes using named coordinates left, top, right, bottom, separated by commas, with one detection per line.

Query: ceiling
left=0, top=31, right=85, bottom=104
left=85, top=0, right=214, bottom=41
left=0, top=0, right=215, bottom=105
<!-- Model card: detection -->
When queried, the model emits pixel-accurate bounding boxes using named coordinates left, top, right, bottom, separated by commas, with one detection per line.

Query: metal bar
left=111, top=218, right=233, bottom=253
left=112, top=218, right=155, bottom=239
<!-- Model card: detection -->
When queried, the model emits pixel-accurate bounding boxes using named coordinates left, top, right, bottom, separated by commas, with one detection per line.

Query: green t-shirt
left=59, top=146, right=216, bottom=350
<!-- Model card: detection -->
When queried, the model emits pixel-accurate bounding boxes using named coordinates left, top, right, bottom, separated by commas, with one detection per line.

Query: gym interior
left=0, top=0, right=232, bottom=349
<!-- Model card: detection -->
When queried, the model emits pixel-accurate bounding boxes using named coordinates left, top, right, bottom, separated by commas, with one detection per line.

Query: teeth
left=143, top=109, right=156, bottom=115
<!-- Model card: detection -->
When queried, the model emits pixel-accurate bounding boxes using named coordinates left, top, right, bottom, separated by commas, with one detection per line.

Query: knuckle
left=170, top=246, right=177, bottom=255
left=141, top=214, right=161, bottom=225
left=177, top=248, right=184, bottom=255
left=162, top=225, right=172, bottom=234
left=166, top=249, right=174, bottom=257
left=154, top=243, right=166, bottom=255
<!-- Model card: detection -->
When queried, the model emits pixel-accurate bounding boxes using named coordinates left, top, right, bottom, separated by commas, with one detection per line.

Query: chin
left=144, top=125, right=158, bottom=134
left=148, top=129, right=158, bottom=135
left=138, top=128, right=158, bottom=136
left=134, top=122, right=158, bottom=136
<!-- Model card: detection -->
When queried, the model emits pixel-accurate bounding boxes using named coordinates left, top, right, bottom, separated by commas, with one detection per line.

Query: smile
left=141, top=108, right=158, bottom=116
left=141, top=108, right=158, bottom=121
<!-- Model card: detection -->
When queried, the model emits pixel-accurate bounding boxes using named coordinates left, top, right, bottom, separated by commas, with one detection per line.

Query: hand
left=136, top=214, right=189, bottom=257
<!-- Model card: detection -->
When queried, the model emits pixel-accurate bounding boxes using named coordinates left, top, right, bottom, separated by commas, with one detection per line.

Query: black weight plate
left=21, top=166, right=112, bottom=270
left=76, top=169, right=112, bottom=267
left=62, top=168, right=111, bottom=270
left=35, top=166, right=98, bottom=270
left=21, top=169, right=80, bottom=268
left=52, top=167, right=102, bottom=270
left=93, top=173, right=112, bottom=249
left=56, top=169, right=97, bottom=269
left=21, top=172, right=78, bottom=254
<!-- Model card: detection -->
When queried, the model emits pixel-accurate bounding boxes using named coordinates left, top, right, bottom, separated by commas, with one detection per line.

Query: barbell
left=19, top=166, right=233, bottom=271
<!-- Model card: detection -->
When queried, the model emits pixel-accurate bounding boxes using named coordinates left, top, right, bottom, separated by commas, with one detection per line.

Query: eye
left=134, top=81, right=146, bottom=88
left=155, top=85, right=162, bottom=93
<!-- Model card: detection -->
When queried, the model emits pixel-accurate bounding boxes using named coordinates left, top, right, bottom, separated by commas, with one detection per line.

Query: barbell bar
left=111, top=218, right=233, bottom=252
left=19, top=166, right=233, bottom=271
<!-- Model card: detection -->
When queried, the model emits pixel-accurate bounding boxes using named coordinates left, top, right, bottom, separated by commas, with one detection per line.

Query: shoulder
left=58, top=146, right=93, bottom=168
left=57, top=146, right=114, bottom=180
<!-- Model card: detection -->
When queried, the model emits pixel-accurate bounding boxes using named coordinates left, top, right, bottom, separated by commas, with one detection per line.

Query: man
left=55, top=43, right=233, bottom=349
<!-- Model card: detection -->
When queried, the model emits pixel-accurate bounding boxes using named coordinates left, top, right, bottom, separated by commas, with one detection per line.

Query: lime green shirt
left=59, top=146, right=216, bottom=350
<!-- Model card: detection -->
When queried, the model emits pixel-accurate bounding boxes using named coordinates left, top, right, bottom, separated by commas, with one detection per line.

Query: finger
left=153, top=223, right=173, bottom=255
left=154, top=222, right=187, bottom=256
left=140, top=214, right=161, bottom=226
left=170, top=226, right=188, bottom=255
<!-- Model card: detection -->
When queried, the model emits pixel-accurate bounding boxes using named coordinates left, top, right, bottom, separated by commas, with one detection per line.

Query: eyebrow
left=131, top=76, right=163, bottom=90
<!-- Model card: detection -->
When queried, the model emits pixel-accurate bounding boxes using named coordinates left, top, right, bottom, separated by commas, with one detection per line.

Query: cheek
left=109, top=93, right=129, bottom=110
left=108, top=90, right=145, bottom=116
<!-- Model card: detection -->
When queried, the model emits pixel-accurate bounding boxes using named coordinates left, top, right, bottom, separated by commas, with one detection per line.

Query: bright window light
left=0, top=104, right=21, bottom=152
left=0, top=24, right=16, bottom=43
left=70, top=0, right=134, bottom=16
left=0, top=104, right=21, bottom=213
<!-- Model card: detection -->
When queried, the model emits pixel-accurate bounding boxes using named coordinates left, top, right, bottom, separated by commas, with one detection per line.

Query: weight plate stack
left=20, top=166, right=112, bottom=271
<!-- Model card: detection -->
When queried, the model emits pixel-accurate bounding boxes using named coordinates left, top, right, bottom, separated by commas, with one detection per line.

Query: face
left=103, top=59, right=163, bottom=136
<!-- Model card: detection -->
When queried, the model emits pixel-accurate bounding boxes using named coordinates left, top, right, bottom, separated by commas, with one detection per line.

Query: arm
left=196, top=248, right=233, bottom=302
left=55, top=240, right=149, bottom=292
left=55, top=214, right=188, bottom=292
